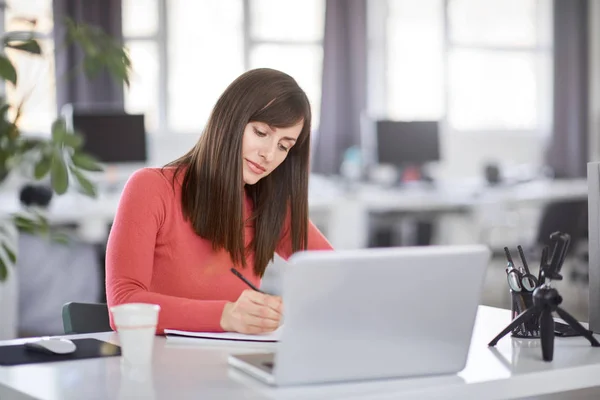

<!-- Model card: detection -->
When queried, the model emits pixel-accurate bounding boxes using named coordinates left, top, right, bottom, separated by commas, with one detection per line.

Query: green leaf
left=13, top=212, right=49, bottom=235
left=6, top=39, right=42, bottom=55
left=69, top=165, right=97, bottom=198
left=51, top=119, right=68, bottom=143
left=63, top=16, right=132, bottom=86
left=83, top=57, right=103, bottom=78
left=1, top=243, right=16, bottom=264
left=71, top=152, right=103, bottom=172
left=13, top=217, right=38, bottom=234
left=0, top=258, right=6, bottom=282
left=34, top=154, right=52, bottom=179
left=0, top=55, right=17, bottom=85
left=63, top=133, right=83, bottom=149
left=50, top=149, right=69, bottom=194
left=51, top=231, right=70, bottom=245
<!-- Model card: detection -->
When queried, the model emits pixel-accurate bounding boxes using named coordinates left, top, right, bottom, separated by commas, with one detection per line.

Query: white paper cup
left=110, top=303, right=160, bottom=365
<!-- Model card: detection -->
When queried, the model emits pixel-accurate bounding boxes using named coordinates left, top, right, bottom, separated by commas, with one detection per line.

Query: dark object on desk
left=554, top=321, right=588, bottom=337
left=71, top=111, right=147, bottom=163
left=0, top=338, right=120, bottom=366
left=19, top=184, right=53, bottom=207
left=62, top=302, right=111, bottom=334
left=484, top=163, right=502, bottom=185
left=506, top=246, right=542, bottom=337
left=373, top=120, right=440, bottom=166
left=490, top=232, right=600, bottom=361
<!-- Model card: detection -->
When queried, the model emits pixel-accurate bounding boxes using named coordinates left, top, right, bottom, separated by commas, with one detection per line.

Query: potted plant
left=0, top=17, right=131, bottom=339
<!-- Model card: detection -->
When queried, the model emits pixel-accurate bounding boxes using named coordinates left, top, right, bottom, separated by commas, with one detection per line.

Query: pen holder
left=510, top=290, right=540, bottom=338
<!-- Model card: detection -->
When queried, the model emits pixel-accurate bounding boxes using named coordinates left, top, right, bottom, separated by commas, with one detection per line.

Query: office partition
left=588, top=162, right=600, bottom=332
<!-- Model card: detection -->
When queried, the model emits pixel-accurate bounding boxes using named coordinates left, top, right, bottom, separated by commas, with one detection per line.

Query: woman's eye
left=278, top=144, right=289, bottom=152
left=254, top=128, right=267, bottom=137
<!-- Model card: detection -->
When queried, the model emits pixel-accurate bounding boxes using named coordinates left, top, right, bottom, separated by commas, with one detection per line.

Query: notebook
left=164, top=326, right=283, bottom=343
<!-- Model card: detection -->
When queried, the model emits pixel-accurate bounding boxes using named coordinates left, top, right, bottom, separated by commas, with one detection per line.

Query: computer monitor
left=375, top=120, right=440, bottom=167
left=71, top=111, right=148, bottom=164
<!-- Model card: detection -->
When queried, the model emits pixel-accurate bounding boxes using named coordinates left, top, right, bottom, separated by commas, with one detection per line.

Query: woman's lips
left=246, top=159, right=266, bottom=174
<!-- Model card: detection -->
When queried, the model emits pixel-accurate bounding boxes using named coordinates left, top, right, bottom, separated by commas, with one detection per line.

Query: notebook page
left=164, top=325, right=283, bottom=342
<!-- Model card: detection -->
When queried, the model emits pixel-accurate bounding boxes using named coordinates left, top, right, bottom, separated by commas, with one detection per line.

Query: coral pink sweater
left=105, top=167, right=333, bottom=334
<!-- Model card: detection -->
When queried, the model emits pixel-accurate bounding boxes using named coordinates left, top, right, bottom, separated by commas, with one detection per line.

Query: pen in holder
left=504, top=246, right=540, bottom=338
left=510, top=289, right=540, bottom=338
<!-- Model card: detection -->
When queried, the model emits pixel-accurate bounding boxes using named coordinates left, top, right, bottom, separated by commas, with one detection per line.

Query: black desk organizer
left=510, top=289, right=540, bottom=338
left=0, top=338, right=121, bottom=366
left=489, top=233, right=600, bottom=361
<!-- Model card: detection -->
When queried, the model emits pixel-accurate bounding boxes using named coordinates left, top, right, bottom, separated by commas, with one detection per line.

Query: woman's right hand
left=220, top=289, right=283, bottom=334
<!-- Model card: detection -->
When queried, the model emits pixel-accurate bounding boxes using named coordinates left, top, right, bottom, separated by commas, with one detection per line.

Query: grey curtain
left=311, top=0, right=368, bottom=176
left=546, top=0, right=589, bottom=178
left=52, top=0, right=124, bottom=112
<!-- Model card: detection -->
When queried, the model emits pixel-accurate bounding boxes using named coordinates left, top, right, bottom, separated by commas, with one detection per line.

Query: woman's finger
left=240, top=312, right=280, bottom=330
left=246, top=303, right=281, bottom=322
left=245, top=291, right=283, bottom=314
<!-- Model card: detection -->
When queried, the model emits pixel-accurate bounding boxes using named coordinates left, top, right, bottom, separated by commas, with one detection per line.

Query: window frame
left=123, top=0, right=325, bottom=136
left=0, top=0, right=57, bottom=136
left=368, top=0, right=553, bottom=136
left=444, top=0, right=553, bottom=134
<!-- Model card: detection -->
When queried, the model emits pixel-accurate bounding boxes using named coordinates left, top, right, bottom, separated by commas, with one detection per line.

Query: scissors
left=504, top=247, right=538, bottom=293
left=517, top=245, right=538, bottom=291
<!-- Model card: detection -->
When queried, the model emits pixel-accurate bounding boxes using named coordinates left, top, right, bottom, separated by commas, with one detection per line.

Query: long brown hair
left=167, top=68, right=312, bottom=277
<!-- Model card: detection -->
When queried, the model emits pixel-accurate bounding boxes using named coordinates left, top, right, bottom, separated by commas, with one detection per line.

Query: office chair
left=62, top=302, right=112, bottom=334
left=533, top=200, right=588, bottom=282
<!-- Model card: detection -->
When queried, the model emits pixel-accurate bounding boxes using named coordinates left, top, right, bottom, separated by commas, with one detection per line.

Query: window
left=447, top=0, right=552, bottom=131
left=166, top=0, right=244, bottom=133
left=384, top=0, right=444, bottom=121
left=375, top=0, right=552, bottom=133
left=122, top=0, right=325, bottom=135
left=248, top=0, right=325, bottom=127
left=3, top=0, right=56, bottom=135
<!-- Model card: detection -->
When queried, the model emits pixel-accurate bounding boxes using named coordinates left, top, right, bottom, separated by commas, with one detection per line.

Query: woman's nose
left=259, top=143, right=276, bottom=162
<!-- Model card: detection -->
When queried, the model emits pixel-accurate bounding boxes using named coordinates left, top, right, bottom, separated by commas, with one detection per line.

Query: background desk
left=0, top=177, right=589, bottom=249
left=1, top=306, right=600, bottom=400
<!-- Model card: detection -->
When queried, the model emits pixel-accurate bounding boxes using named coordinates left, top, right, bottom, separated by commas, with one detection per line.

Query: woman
left=105, top=68, right=333, bottom=335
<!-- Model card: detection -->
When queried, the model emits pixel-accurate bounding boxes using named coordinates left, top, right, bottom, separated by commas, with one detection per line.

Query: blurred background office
left=0, top=0, right=597, bottom=338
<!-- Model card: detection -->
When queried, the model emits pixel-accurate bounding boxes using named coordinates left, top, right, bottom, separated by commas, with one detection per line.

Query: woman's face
left=241, top=120, right=303, bottom=185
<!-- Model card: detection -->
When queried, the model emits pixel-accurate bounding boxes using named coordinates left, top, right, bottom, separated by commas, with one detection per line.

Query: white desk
left=0, top=178, right=589, bottom=248
left=1, top=306, right=600, bottom=400
left=355, top=178, right=589, bottom=213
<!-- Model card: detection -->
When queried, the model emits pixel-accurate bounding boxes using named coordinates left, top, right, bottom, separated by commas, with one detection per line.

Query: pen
left=230, top=267, right=265, bottom=294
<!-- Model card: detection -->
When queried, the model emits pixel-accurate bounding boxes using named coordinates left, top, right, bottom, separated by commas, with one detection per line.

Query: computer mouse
left=24, top=338, right=77, bottom=355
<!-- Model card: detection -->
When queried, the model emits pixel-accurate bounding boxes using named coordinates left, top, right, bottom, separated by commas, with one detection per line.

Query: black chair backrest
left=535, top=200, right=588, bottom=247
left=62, top=302, right=112, bottom=334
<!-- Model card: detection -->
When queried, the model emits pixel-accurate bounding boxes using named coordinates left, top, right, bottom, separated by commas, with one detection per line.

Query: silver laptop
left=228, top=245, right=491, bottom=386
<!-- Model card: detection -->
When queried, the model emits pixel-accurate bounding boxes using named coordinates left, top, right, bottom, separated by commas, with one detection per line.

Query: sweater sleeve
left=275, top=213, right=334, bottom=260
left=105, top=168, right=227, bottom=334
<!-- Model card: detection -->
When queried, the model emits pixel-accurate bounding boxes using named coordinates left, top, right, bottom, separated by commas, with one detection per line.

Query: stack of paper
left=164, top=326, right=283, bottom=343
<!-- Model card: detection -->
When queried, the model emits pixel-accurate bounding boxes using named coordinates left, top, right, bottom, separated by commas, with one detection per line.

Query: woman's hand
left=220, top=289, right=283, bottom=334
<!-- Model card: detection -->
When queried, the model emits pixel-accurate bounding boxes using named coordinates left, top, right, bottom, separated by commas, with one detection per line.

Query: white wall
left=435, top=131, right=548, bottom=180
left=147, top=134, right=199, bottom=166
